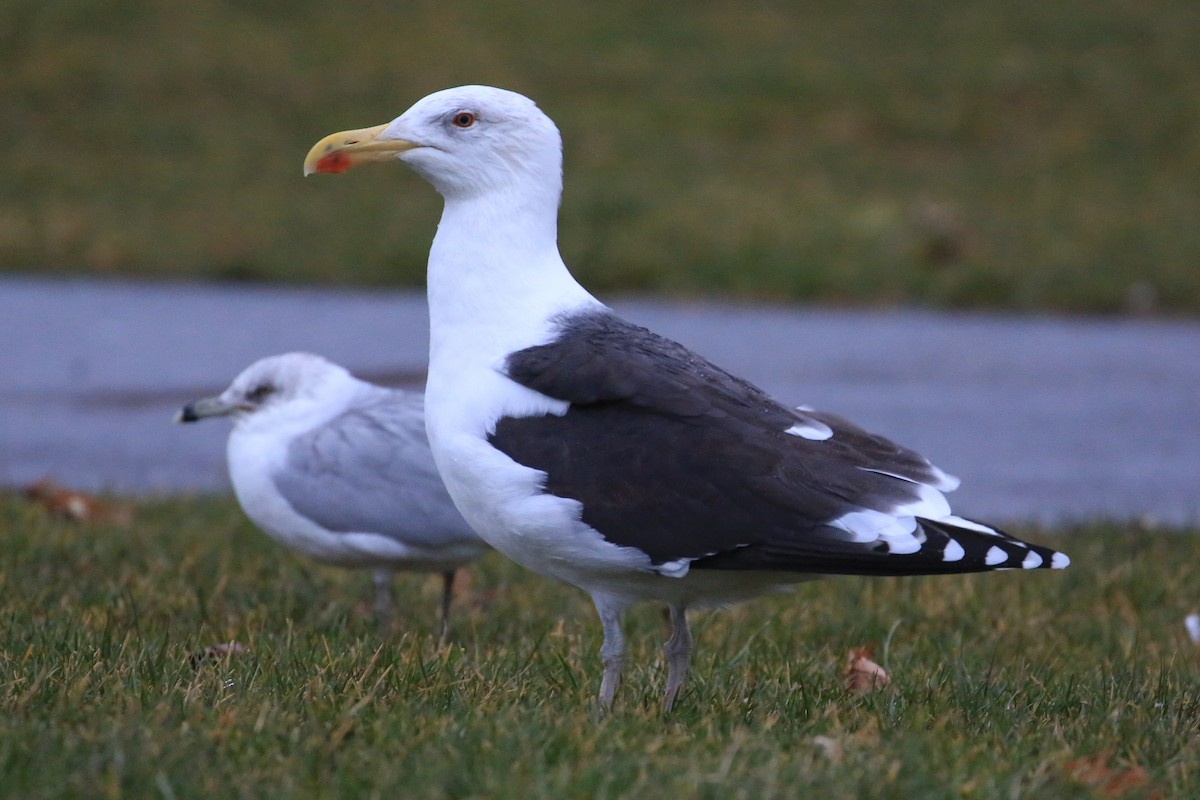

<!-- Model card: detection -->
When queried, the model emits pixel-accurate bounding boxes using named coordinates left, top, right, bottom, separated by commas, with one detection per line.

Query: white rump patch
left=1050, top=552, right=1070, bottom=569
left=785, top=420, right=832, bottom=441
left=655, top=558, right=691, bottom=579
left=1021, top=550, right=1043, bottom=569
left=942, top=539, right=965, bottom=562
left=984, top=546, right=1007, bottom=566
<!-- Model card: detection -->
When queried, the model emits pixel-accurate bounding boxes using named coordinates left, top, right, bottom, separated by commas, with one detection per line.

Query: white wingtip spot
left=1050, top=552, right=1070, bottom=569
left=1021, top=550, right=1043, bottom=569
left=985, top=546, right=1007, bottom=566
left=942, top=539, right=965, bottom=562
left=785, top=421, right=833, bottom=441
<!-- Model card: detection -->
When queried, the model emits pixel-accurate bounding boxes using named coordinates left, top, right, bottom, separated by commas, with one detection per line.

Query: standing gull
left=304, top=86, right=1069, bottom=709
left=176, top=352, right=487, bottom=637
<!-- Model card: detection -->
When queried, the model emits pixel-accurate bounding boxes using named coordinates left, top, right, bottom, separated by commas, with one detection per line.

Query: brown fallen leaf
left=189, top=641, right=249, bottom=670
left=23, top=478, right=133, bottom=526
left=843, top=646, right=891, bottom=694
left=1063, top=754, right=1159, bottom=798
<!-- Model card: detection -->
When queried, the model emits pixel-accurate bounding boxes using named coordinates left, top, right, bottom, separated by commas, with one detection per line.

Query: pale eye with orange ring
left=451, top=111, right=477, bottom=128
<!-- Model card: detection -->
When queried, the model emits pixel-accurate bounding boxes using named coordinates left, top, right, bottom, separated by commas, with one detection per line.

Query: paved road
left=2, top=275, right=1197, bottom=525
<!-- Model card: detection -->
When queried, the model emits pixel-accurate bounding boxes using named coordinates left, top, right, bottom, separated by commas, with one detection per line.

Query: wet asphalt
left=2, top=275, right=1197, bottom=525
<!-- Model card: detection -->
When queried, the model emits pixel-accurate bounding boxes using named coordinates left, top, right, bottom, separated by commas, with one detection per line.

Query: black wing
left=489, top=309, right=1064, bottom=576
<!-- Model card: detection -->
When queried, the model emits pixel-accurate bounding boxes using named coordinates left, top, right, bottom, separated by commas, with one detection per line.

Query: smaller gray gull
left=175, top=352, right=487, bottom=637
left=305, top=86, right=1070, bottom=710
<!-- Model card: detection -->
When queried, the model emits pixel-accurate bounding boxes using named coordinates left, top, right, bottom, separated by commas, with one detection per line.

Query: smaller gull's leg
left=662, top=604, right=693, bottom=712
left=592, top=595, right=627, bottom=711
left=371, top=569, right=393, bottom=626
left=438, top=570, right=455, bottom=643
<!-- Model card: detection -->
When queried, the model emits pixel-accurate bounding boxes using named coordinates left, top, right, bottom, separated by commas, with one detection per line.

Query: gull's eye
left=246, top=384, right=275, bottom=403
left=451, top=111, right=477, bottom=129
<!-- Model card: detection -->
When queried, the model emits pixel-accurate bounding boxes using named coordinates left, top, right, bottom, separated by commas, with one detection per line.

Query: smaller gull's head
left=175, top=352, right=358, bottom=429
left=304, top=85, right=563, bottom=201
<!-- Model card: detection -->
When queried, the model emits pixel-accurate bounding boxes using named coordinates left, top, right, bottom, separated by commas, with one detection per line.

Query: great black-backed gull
left=175, top=352, right=487, bottom=636
left=304, top=86, right=1069, bottom=709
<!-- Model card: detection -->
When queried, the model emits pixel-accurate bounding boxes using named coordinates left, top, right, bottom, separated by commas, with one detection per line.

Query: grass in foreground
left=2, top=495, right=1198, bottom=798
left=3, top=0, right=1200, bottom=312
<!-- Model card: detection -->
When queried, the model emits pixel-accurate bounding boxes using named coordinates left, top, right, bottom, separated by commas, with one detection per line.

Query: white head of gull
left=305, top=86, right=1069, bottom=711
left=175, top=352, right=487, bottom=638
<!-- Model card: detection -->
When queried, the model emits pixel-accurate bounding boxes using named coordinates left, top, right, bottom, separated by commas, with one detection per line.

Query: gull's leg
left=592, top=595, right=627, bottom=711
left=371, top=569, right=393, bottom=625
left=662, top=604, right=693, bottom=712
left=437, top=570, right=455, bottom=643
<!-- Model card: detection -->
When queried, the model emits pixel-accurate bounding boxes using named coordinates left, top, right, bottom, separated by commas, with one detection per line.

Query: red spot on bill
left=315, top=150, right=352, bottom=174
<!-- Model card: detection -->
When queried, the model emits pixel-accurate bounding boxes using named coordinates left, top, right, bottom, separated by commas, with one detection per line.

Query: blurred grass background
left=2, top=0, right=1198, bottom=312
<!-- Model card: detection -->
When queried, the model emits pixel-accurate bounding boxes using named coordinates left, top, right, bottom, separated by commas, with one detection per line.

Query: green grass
left=2, top=0, right=1199, bottom=312
left=2, top=496, right=1198, bottom=798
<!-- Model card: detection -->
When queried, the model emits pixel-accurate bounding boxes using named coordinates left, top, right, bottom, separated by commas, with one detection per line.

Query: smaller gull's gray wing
left=274, top=390, right=479, bottom=549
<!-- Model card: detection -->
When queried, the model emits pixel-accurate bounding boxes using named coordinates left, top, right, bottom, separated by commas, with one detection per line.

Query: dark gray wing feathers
left=490, top=309, right=1061, bottom=575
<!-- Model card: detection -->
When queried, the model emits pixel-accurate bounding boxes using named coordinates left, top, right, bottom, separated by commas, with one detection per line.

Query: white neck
left=426, top=187, right=599, bottom=370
